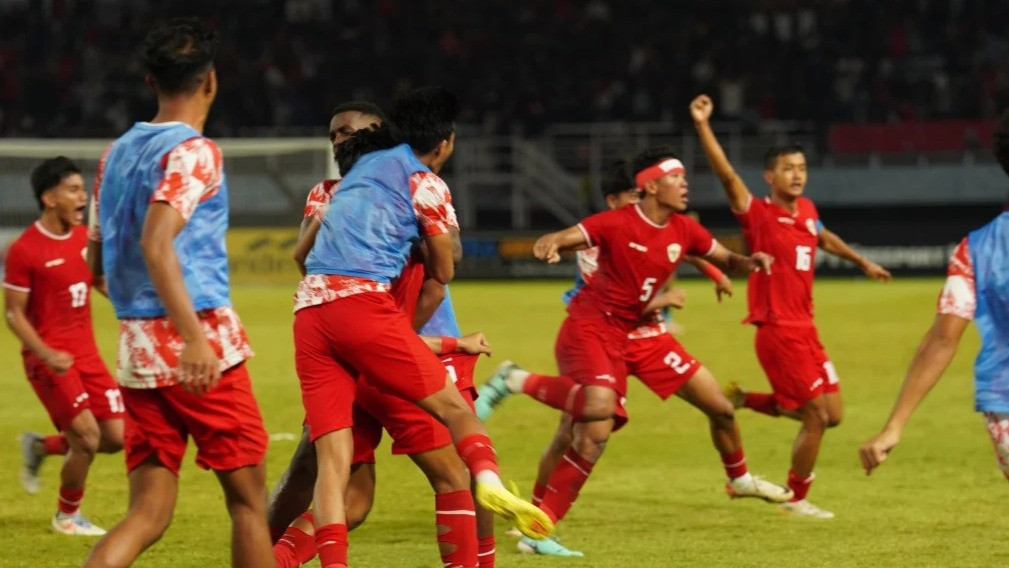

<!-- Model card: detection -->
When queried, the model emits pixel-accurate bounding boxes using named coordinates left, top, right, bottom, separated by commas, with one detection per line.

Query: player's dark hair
left=601, top=159, right=635, bottom=197
left=993, top=109, right=1009, bottom=177
left=336, top=124, right=400, bottom=174
left=389, top=86, right=459, bottom=154
left=31, top=156, right=80, bottom=210
left=332, top=101, right=388, bottom=123
left=141, top=18, right=219, bottom=96
left=763, top=144, right=806, bottom=171
left=630, top=146, right=680, bottom=180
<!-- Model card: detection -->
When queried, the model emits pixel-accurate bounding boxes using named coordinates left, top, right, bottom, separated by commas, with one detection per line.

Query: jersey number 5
left=795, top=245, right=812, bottom=271
left=68, top=282, right=88, bottom=308
left=639, top=277, right=658, bottom=301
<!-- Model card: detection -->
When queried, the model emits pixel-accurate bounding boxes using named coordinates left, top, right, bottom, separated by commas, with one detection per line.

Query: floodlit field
left=1, top=278, right=1003, bottom=567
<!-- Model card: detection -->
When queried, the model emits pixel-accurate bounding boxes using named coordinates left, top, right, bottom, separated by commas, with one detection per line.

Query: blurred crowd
left=1, top=0, right=1008, bottom=137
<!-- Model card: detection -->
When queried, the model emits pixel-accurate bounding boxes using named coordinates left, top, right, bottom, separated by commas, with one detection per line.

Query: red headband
left=635, top=158, right=685, bottom=188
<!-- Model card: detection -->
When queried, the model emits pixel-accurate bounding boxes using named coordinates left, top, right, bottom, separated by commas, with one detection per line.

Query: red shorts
left=24, top=351, right=123, bottom=431
left=554, top=316, right=630, bottom=428
left=755, top=324, right=840, bottom=410
left=626, top=334, right=701, bottom=400
left=352, top=353, right=479, bottom=463
left=294, top=293, right=449, bottom=442
left=121, top=362, right=267, bottom=475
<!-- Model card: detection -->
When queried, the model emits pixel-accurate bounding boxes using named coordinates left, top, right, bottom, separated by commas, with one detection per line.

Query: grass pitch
left=1, top=278, right=1005, bottom=567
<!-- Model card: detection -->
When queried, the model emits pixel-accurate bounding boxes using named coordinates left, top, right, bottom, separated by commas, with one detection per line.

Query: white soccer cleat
left=19, top=432, right=45, bottom=495
left=52, top=512, right=107, bottom=536
left=780, top=499, right=834, bottom=519
left=725, top=474, right=794, bottom=503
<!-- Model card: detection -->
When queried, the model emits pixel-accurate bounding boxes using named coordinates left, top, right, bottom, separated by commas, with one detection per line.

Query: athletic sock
left=456, top=434, right=500, bottom=478
left=531, top=482, right=548, bottom=506
left=521, top=374, right=588, bottom=419
left=436, top=490, right=478, bottom=568
left=57, top=486, right=84, bottom=516
left=273, top=512, right=316, bottom=568
left=43, top=434, right=68, bottom=455
left=787, top=469, right=814, bottom=502
left=743, top=392, right=779, bottom=417
left=315, top=523, right=348, bottom=568
left=477, top=535, right=496, bottom=568
left=721, top=448, right=749, bottom=479
left=538, top=448, right=595, bottom=523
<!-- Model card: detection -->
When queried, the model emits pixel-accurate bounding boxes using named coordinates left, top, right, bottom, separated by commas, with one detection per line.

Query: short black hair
left=601, top=159, right=634, bottom=197
left=630, top=146, right=680, bottom=183
left=763, top=144, right=805, bottom=171
left=31, top=156, right=81, bottom=210
left=389, top=86, right=459, bottom=154
left=335, top=124, right=400, bottom=174
left=141, top=18, right=218, bottom=95
left=994, top=109, right=1009, bottom=177
left=332, top=101, right=387, bottom=123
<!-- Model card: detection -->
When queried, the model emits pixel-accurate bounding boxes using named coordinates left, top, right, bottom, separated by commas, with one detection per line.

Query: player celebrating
left=3, top=157, right=124, bottom=535
left=858, top=110, right=1009, bottom=481
left=293, top=86, right=551, bottom=568
left=478, top=159, right=792, bottom=556
left=690, top=94, right=891, bottom=518
left=83, top=19, right=272, bottom=567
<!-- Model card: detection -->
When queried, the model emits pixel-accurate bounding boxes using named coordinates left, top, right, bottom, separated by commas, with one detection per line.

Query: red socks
left=721, top=448, right=749, bottom=479
left=455, top=434, right=499, bottom=477
left=273, top=512, right=317, bottom=568
left=477, top=535, right=496, bottom=568
left=743, top=392, right=779, bottom=417
left=521, top=374, right=590, bottom=419
left=538, top=448, right=595, bottom=523
left=436, top=490, right=478, bottom=568
left=316, top=523, right=348, bottom=568
left=58, top=486, right=83, bottom=516
left=43, top=434, right=68, bottom=455
left=531, top=482, right=547, bottom=506
left=787, top=469, right=814, bottom=502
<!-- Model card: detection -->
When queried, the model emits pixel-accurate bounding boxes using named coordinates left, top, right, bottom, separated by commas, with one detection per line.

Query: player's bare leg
left=478, top=363, right=616, bottom=423
left=414, top=377, right=554, bottom=539
left=345, top=462, right=376, bottom=530
left=781, top=396, right=834, bottom=518
left=268, top=425, right=317, bottom=540
left=312, top=427, right=353, bottom=567
left=52, top=409, right=107, bottom=535
left=411, top=446, right=478, bottom=566
left=677, top=368, right=792, bottom=503
left=728, top=386, right=843, bottom=429
left=215, top=463, right=273, bottom=568
left=96, top=418, right=124, bottom=454
left=83, top=459, right=178, bottom=567
left=533, top=414, right=575, bottom=508
left=823, top=391, right=843, bottom=427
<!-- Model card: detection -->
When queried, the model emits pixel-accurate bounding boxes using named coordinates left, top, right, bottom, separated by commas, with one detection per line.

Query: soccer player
left=293, top=86, right=551, bottom=568
left=858, top=109, right=1009, bottom=481
left=3, top=157, right=124, bottom=535
left=82, top=19, right=272, bottom=567
left=690, top=94, right=891, bottom=518
left=477, top=156, right=786, bottom=555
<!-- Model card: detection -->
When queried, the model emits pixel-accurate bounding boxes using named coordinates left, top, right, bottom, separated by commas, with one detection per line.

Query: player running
left=859, top=109, right=1009, bottom=481
left=83, top=19, right=272, bottom=567
left=690, top=94, right=891, bottom=518
left=478, top=157, right=789, bottom=555
left=3, top=157, right=124, bottom=535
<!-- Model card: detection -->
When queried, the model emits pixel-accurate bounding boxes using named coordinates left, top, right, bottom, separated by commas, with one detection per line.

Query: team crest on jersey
left=806, top=218, right=817, bottom=236
left=667, top=243, right=682, bottom=263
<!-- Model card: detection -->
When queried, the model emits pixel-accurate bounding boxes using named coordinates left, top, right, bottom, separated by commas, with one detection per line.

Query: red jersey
left=735, top=195, right=822, bottom=326
left=568, top=204, right=716, bottom=331
left=2, top=223, right=99, bottom=357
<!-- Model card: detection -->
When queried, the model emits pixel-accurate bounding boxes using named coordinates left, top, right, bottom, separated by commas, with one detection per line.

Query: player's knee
left=68, top=426, right=101, bottom=457
left=707, top=405, right=736, bottom=430
left=572, top=436, right=607, bottom=462
left=826, top=413, right=843, bottom=428
left=579, top=397, right=616, bottom=421
left=346, top=499, right=374, bottom=530
left=98, top=428, right=124, bottom=453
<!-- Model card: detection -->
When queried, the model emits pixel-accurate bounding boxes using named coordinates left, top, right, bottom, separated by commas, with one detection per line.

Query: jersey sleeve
left=937, top=238, right=976, bottom=320
left=684, top=216, right=718, bottom=257
left=410, top=172, right=459, bottom=237
left=732, top=194, right=766, bottom=231
left=2, top=241, right=32, bottom=292
left=87, top=144, right=113, bottom=242
left=151, top=138, right=224, bottom=221
left=304, top=180, right=338, bottom=221
left=576, top=210, right=621, bottom=248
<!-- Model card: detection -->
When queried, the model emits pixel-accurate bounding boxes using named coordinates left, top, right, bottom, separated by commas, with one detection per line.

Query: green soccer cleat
left=474, top=360, right=520, bottom=420
left=518, top=535, right=585, bottom=557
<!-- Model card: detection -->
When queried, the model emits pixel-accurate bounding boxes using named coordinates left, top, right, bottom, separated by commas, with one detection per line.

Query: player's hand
left=749, top=251, right=774, bottom=274
left=41, top=349, right=74, bottom=374
left=859, top=428, right=900, bottom=475
left=657, top=288, right=687, bottom=309
left=689, top=95, right=714, bottom=123
left=533, top=236, right=561, bottom=264
left=457, top=332, right=492, bottom=356
left=714, top=276, right=733, bottom=303
left=93, top=275, right=109, bottom=297
left=178, top=338, right=221, bottom=395
left=863, top=261, right=892, bottom=282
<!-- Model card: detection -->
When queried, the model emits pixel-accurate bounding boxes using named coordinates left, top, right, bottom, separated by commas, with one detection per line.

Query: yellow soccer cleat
left=476, top=482, right=554, bottom=539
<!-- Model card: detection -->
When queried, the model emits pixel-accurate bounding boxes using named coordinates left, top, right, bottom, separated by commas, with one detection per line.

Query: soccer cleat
left=780, top=499, right=835, bottom=519
left=474, top=360, right=521, bottom=420
left=52, top=512, right=107, bottom=536
left=726, top=474, right=794, bottom=503
left=518, top=535, right=584, bottom=557
left=476, top=482, right=554, bottom=540
left=723, top=382, right=747, bottom=409
left=19, top=432, right=45, bottom=495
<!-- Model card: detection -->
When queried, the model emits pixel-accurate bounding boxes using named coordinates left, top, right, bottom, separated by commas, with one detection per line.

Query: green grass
left=1, top=278, right=1004, bottom=567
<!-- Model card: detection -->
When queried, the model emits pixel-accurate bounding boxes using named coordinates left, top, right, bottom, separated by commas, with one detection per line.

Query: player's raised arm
left=533, top=225, right=588, bottom=264
left=859, top=313, right=970, bottom=475
left=703, top=241, right=774, bottom=275
left=818, top=228, right=891, bottom=281
left=690, top=95, right=753, bottom=212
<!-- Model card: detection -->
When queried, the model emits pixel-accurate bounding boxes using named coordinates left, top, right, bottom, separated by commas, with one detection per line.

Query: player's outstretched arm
left=690, top=95, right=752, bottom=212
left=3, top=289, right=73, bottom=373
left=704, top=242, right=773, bottom=275
left=644, top=287, right=686, bottom=312
left=414, top=277, right=446, bottom=331
left=421, top=332, right=492, bottom=356
left=533, top=226, right=588, bottom=264
left=859, top=313, right=970, bottom=475
left=818, top=228, right=891, bottom=281
left=140, top=202, right=221, bottom=394
left=292, top=216, right=322, bottom=276
left=685, top=255, right=732, bottom=302
left=424, top=230, right=456, bottom=285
